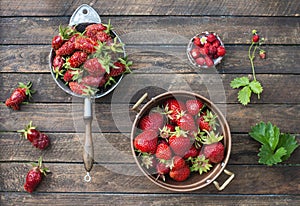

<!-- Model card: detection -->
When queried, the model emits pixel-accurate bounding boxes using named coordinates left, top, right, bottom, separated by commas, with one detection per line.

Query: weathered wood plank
left=0, top=0, right=299, bottom=17
left=0, top=103, right=299, bottom=133
left=1, top=73, right=300, bottom=104
left=0, top=132, right=299, bottom=165
left=1, top=45, right=299, bottom=74
left=1, top=192, right=299, bottom=206
left=0, top=17, right=299, bottom=45
left=0, top=163, right=299, bottom=194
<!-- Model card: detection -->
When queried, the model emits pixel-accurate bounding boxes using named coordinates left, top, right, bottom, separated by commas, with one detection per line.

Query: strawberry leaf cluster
left=230, top=30, right=265, bottom=105
left=249, top=121, right=299, bottom=166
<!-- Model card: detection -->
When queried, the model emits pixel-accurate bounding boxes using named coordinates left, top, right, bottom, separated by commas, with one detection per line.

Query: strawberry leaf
left=238, top=85, right=251, bottom=105
left=277, top=133, right=299, bottom=161
left=249, top=122, right=280, bottom=151
left=258, top=144, right=287, bottom=166
left=249, top=80, right=263, bottom=98
left=230, top=76, right=250, bottom=89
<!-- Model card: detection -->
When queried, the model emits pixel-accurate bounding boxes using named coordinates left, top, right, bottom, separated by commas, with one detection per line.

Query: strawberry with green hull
left=109, top=58, right=132, bottom=77
left=169, top=127, right=192, bottom=157
left=52, top=55, right=65, bottom=78
left=52, top=25, right=76, bottom=50
left=5, top=82, right=34, bottom=110
left=189, top=154, right=212, bottom=175
left=201, top=130, right=224, bottom=163
left=169, top=156, right=190, bottom=182
left=24, top=157, right=50, bottom=193
left=67, top=51, right=88, bottom=68
left=163, top=99, right=187, bottom=124
left=56, top=34, right=78, bottom=56
left=155, top=142, right=172, bottom=160
left=159, top=123, right=175, bottom=139
left=156, top=162, right=170, bottom=181
left=176, top=112, right=197, bottom=132
left=18, top=121, right=50, bottom=150
left=196, top=110, right=218, bottom=132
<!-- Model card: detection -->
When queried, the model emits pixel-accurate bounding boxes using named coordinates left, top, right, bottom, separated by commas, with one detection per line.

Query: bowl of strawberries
left=131, top=91, right=233, bottom=192
left=187, top=32, right=226, bottom=68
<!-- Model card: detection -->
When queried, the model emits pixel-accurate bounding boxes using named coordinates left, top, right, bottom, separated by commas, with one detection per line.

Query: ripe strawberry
left=134, top=130, right=158, bottom=154
left=193, top=36, right=201, bottom=46
left=156, top=162, right=170, bottom=181
left=212, top=39, right=221, bottom=48
left=86, top=23, right=107, bottom=39
left=252, top=34, right=260, bottom=43
left=169, top=159, right=190, bottom=182
left=185, top=99, right=204, bottom=116
left=69, top=81, right=88, bottom=95
left=196, top=110, right=217, bottom=131
left=63, top=69, right=74, bottom=82
left=155, top=142, right=172, bottom=160
left=5, top=82, right=33, bottom=110
left=67, top=51, right=88, bottom=68
left=206, top=33, right=216, bottom=43
left=55, top=34, right=77, bottom=56
left=163, top=99, right=186, bottom=123
left=169, top=127, right=191, bottom=157
left=138, top=112, right=165, bottom=132
left=83, top=58, right=106, bottom=77
left=183, top=144, right=199, bottom=159
left=172, top=155, right=186, bottom=169
left=75, top=36, right=98, bottom=54
left=195, top=57, right=206, bottom=66
left=98, top=73, right=110, bottom=87
left=259, top=50, right=266, bottom=59
left=190, top=48, right=201, bottom=59
left=217, top=46, right=226, bottom=57
left=51, top=35, right=64, bottom=50
left=176, top=112, right=197, bottom=132
left=18, top=121, right=50, bottom=150
left=208, top=45, right=217, bottom=56
left=81, top=75, right=103, bottom=87
left=52, top=55, right=65, bottom=77
left=24, top=157, right=50, bottom=193
left=94, top=31, right=112, bottom=43
left=205, top=56, right=214, bottom=67
left=159, top=124, right=175, bottom=139
left=109, top=57, right=132, bottom=77
left=201, top=130, right=224, bottom=163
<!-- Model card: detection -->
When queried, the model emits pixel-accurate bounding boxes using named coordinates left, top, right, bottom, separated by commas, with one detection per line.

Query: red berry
left=52, top=35, right=64, bottom=50
left=206, top=33, right=217, bottom=43
left=5, top=82, right=33, bottom=110
left=195, top=57, right=206, bottom=66
left=259, top=51, right=266, bottom=59
left=252, top=34, right=260, bottom=42
left=190, top=48, right=201, bottom=59
left=205, top=56, right=214, bottom=67
left=193, top=37, right=201, bottom=46
left=186, top=99, right=204, bottom=116
left=155, top=142, right=172, bottom=160
left=217, top=46, right=226, bottom=57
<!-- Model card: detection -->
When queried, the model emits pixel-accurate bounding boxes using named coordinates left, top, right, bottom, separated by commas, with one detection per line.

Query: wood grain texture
left=1, top=193, right=299, bottom=206
left=0, top=163, right=299, bottom=194
left=0, top=133, right=299, bottom=165
left=1, top=73, right=300, bottom=104
left=0, top=103, right=299, bottom=133
left=1, top=45, right=299, bottom=74
left=0, top=17, right=299, bottom=45
left=0, top=0, right=299, bottom=16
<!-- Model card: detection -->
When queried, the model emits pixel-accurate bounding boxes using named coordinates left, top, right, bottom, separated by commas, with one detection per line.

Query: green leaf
left=238, top=86, right=251, bottom=105
left=258, top=144, right=287, bottom=166
left=277, top=133, right=299, bottom=161
left=249, top=80, right=263, bottom=98
left=230, top=76, right=250, bottom=89
left=249, top=122, right=280, bottom=151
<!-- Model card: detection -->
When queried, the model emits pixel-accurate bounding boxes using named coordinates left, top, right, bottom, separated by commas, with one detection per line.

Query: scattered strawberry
left=155, top=142, right=172, bottom=160
left=5, top=82, right=34, bottom=110
left=139, top=112, right=165, bottom=132
left=259, top=50, right=266, bottom=59
left=201, top=130, right=224, bottom=163
left=18, top=121, right=50, bottom=150
left=134, top=130, right=158, bottom=154
left=24, top=157, right=50, bottom=193
left=185, top=99, right=204, bottom=116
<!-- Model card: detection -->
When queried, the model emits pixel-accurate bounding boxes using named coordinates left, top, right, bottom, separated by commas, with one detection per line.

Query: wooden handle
left=83, top=116, right=94, bottom=172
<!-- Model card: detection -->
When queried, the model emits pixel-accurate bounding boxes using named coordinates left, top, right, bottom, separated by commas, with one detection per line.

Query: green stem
left=248, top=42, right=257, bottom=81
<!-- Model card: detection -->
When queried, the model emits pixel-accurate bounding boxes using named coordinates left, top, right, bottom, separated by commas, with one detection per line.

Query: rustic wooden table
left=0, top=1, right=299, bottom=205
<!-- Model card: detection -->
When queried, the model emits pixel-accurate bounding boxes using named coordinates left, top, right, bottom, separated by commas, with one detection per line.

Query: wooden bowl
left=130, top=91, right=233, bottom=192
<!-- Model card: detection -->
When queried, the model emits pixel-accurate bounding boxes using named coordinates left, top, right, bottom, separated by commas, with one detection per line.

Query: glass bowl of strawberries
left=187, top=31, right=226, bottom=68
left=131, top=91, right=233, bottom=192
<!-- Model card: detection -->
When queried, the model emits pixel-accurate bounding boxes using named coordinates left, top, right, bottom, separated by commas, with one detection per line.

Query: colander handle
left=69, top=4, right=101, bottom=26
left=131, top=93, right=148, bottom=112
left=83, top=98, right=94, bottom=173
left=213, top=169, right=235, bottom=191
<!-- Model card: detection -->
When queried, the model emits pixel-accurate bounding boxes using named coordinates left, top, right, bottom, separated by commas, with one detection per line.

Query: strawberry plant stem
left=248, top=42, right=257, bottom=81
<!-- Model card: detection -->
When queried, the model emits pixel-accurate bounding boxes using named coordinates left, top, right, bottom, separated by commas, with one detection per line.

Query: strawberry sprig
left=230, top=30, right=265, bottom=105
